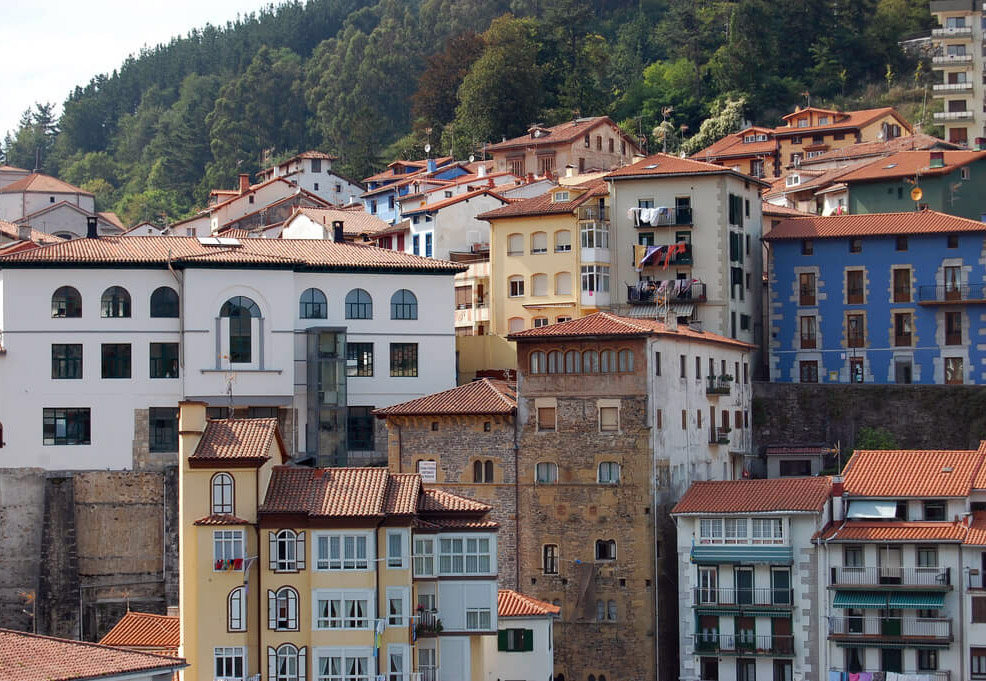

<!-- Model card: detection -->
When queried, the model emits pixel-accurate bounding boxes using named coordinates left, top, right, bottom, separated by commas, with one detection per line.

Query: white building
left=399, top=188, right=507, bottom=260
left=0, top=173, right=124, bottom=238
left=930, top=0, right=985, bottom=146
left=485, top=590, right=557, bottom=681
left=672, top=477, right=834, bottom=681
left=606, top=154, right=767, bottom=350
left=255, top=150, right=363, bottom=206
left=0, top=234, right=463, bottom=470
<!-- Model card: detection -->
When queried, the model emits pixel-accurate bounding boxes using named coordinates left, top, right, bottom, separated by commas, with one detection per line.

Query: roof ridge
left=0, top=627, right=183, bottom=661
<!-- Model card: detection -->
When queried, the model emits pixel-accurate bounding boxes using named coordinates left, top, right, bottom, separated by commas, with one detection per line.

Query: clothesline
left=634, top=242, right=689, bottom=271
left=627, top=206, right=672, bottom=226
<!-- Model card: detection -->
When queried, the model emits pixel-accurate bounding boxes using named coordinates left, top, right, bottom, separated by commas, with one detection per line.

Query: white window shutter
left=267, top=646, right=276, bottom=681
left=269, top=531, right=278, bottom=571
left=296, top=531, right=306, bottom=570
left=268, top=590, right=277, bottom=630
left=298, top=646, right=307, bottom=681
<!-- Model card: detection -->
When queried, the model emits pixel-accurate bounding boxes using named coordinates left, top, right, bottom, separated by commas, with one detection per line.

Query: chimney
left=929, top=151, right=945, bottom=169
left=526, top=172, right=534, bottom=183
left=565, top=165, right=575, bottom=178
left=86, top=216, right=99, bottom=239
left=427, top=159, right=437, bottom=173
left=178, top=401, right=208, bottom=464
left=238, top=173, right=250, bottom=194
left=166, top=606, right=179, bottom=618
left=477, top=164, right=487, bottom=178
left=332, top=220, right=345, bottom=243
left=831, top=475, right=845, bottom=522
left=17, top=224, right=31, bottom=241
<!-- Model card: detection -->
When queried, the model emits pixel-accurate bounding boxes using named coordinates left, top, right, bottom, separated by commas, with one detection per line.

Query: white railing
left=828, top=616, right=951, bottom=639
left=831, top=670, right=947, bottom=681
left=933, top=54, right=973, bottom=64
left=830, top=566, right=950, bottom=587
left=934, top=110, right=974, bottom=121
left=933, top=26, right=973, bottom=38
left=933, top=82, right=973, bottom=92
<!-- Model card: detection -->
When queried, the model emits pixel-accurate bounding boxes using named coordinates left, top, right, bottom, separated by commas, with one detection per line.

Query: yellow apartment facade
left=178, top=401, right=500, bottom=681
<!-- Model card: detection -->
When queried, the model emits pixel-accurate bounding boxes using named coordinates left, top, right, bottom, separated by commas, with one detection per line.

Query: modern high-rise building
left=931, top=0, right=986, bottom=146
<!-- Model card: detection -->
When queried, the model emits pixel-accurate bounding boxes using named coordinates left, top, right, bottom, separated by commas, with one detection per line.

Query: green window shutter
left=498, top=629, right=508, bottom=651
left=524, top=628, right=535, bottom=651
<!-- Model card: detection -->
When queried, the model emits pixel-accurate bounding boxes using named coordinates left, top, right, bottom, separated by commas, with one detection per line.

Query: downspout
left=255, top=471, right=262, bottom=678
left=513, top=409, right=520, bottom=592
left=166, top=251, right=185, bottom=398
left=396, top=422, right=403, bottom=474
left=375, top=517, right=385, bottom=674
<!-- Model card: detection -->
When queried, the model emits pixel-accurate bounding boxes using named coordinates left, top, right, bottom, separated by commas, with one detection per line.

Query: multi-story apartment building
left=177, top=400, right=500, bottom=681
left=0, top=230, right=463, bottom=469
left=361, top=158, right=463, bottom=226
left=254, top=150, right=364, bottom=207
left=672, top=477, right=834, bottom=681
left=764, top=210, right=986, bottom=384
left=606, top=154, right=767, bottom=349
left=480, top=179, right=609, bottom=334
left=931, top=0, right=985, bottom=146
left=508, top=312, right=754, bottom=681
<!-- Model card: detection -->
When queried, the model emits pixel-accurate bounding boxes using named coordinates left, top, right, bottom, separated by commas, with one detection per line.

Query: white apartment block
left=931, top=0, right=986, bottom=146
left=0, top=234, right=462, bottom=470
left=255, top=150, right=364, bottom=207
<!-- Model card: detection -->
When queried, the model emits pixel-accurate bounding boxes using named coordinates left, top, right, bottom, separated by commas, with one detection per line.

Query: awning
left=626, top=304, right=659, bottom=319
left=846, top=500, right=897, bottom=519
left=522, top=302, right=576, bottom=309
left=832, top=591, right=887, bottom=608
left=694, top=608, right=737, bottom=617
left=888, top=592, right=944, bottom=609
left=670, top=303, right=694, bottom=318
left=691, top=545, right=793, bottom=565
left=745, top=610, right=792, bottom=618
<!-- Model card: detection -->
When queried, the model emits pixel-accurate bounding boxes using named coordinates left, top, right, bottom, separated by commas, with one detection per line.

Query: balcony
left=635, top=243, right=693, bottom=269
left=626, top=281, right=707, bottom=304
left=631, top=206, right=692, bottom=227
left=934, top=110, right=975, bottom=121
left=691, top=633, right=794, bottom=656
left=832, top=671, right=947, bottom=681
left=918, top=283, right=986, bottom=304
left=827, top=616, right=952, bottom=643
left=710, top=426, right=732, bottom=445
left=414, top=610, right=443, bottom=637
left=933, top=82, right=974, bottom=94
left=454, top=304, right=489, bottom=326
left=415, top=668, right=437, bottom=681
left=933, top=53, right=973, bottom=65
left=830, top=566, right=951, bottom=589
left=933, top=26, right=973, bottom=38
left=706, top=376, right=732, bottom=396
left=578, top=205, right=609, bottom=222
left=692, top=587, right=793, bottom=609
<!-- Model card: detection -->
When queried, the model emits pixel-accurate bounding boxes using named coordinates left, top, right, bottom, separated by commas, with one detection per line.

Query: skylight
left=644, top=164, right=659, bottom=169
left=198, top=237, right=241, bottom=247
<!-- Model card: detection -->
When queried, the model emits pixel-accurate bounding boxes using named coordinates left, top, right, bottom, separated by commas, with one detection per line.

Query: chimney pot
left=477, top=165, right=487, bottom=178
left=238, top=174, right=250, bottom=194
left=331, top=220, right=345, bottom=243
left=17, top=224, right=32, bottom=241
left=86, top=216, right=99, bottom=239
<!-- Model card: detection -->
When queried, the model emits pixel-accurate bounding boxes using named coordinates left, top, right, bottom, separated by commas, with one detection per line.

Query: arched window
left=508, top=317, right=525, bottom=333
left=554, top=230, right=572, bottom=253
left=211, top=473, right=234, bottom=515
left=390, top=289, right=418, bottom=319
left=51, top=286, right=82, bottom=318
left=272, top=644, right=300, bottom=681
left=595, top=539, right=616, bottom=561
left=274, top=529, right=297, bottom=571
left=600, top=350, right=617, bottom=373
left=473, top=460, right=484, bottom=482
left=220, top=296, right=260, bottom=364
left=529, top=351, right=546, bottom=374
left=582, top=350, right=599, bottom=373
left=269, top=586, right=299, bottom=630
left=531, top=231, right=548, bottom=254
left=535, top=462, right=558, bottom=484
left=564, top=350, right=580, bottom=373
left=531, top=273, right=548, bottom=296
left=555, top=271, right=572, bottom=295
left=547, top=350, right=563, bottom=374
left=299, top=288, right=327, bottom=319
left=150, top=287, right=179, bottom=318
left=101, top=286, right=131, bottom=318
left=345, top=288, right=372, bottom=319
left=595, top=600, right=605, bottom=622
left=618, top=349, right=634, bottom=372
left=228, top=586, right=245, bottom=631
left=484, top=460, right=493, bottom=482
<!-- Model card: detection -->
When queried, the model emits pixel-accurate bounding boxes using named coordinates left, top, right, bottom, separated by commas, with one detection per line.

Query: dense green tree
left=411, top=32, right=485, bottom=130
left=3, top=104, right=59, bottom=173
left=680, top=96, right=745, bottom=156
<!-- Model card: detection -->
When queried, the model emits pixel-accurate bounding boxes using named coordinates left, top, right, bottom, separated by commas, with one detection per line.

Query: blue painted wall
left=768, top=230, right=986, bottom=384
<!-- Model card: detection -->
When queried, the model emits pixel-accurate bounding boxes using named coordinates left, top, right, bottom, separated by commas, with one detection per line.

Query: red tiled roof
left=972, top=442, right=986, bottom=489
left=817, top=521, right=969, bottom=542
left=189, top=418, right=279, bottom=463
left=99, top=211, right=126, bottom=230
left=843, top=449, right=983, bottom=497
left=509, top=312, right=754, bottom=350
left=799, top=133, right=960, bottom=166
left=836, top=150, right=986, bottom=182
left=0, top=235, right=465, bottom=272
left=498, top=590, right=560, bottom=617
left=362, top=157, right=455, bottom=184
left=606, top=152, right=758, bottom=180
left=0, top=628, right=185, bottom=681
left=100, top=612, right=180, bottom=649
left=0, top=219, right=65, bottom=246
left=419, top=488, right=491, bottom=513
left=774, top=107, right=910, bottom=137
left=763, top=210, right=986, bottom=241
left=477, top=180, right=607, bottom=220
left=965, top=511, right=986, bottom=545
left=291, top=207, right=393, bottom=236
left=671, top=477, right=832, bottom=514
left=193, top=513, right=253, bottom=526
left=485, top=116, right=634, bottom=152
left=0, top=173, right=92, bottom=195
left=761, top=202, right=814, bottom=218
left=402, top=188, right=507, bottom=216
left=373, top=379, right=516, bottom=416
left=384, top=474, right=421, bottom=515
left=690, top=127, right=776, bottom=161
left=0, top=165, right=29, bottom=172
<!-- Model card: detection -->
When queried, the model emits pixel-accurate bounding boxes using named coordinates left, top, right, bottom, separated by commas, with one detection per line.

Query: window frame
left=211, top=473, right=234, bottom=515
left=389, top=343, right=418, bottom=377
left=228, top=586, right=245, bottom=632
left=149, top=342, right=179, bottom=379
left=390, top=289, right=418, bottom=320
left=346, top=343, right=373, bottom=377
left=597, top=461, right=621, bottom=484
left=150, top=286, right=179, bottom=318
left=300, top=288, right=328, bottom=319
left=148, top=406, right=178, bottom=453
left=214, top=646, right=245, bottom=681
left=345, top=289, right=373, bottom=320
left=43, top=407, right=91, bottom=446
left=101, top=343, right=132, bottom=379
left=313, top=531, right=374, bottom=572
left=51, top=343, right=83, bottom=379
left=51, top=286, right=82, bottom=318
left=100, top=286, right=132, bottom=318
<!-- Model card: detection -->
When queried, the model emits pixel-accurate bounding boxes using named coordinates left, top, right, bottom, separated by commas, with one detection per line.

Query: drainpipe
left=166, top=251, right=185, bottom=397
left=255, top=471, right=262, bottom=677
left=513, top=409, right=520, bottom=592
left=396, top=422, right=403, bottom=474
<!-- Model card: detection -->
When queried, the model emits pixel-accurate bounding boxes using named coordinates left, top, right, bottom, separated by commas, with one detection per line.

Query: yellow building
left=479, top=179, right=610, bottom=336
left=178, top=401, right=500, bottom=681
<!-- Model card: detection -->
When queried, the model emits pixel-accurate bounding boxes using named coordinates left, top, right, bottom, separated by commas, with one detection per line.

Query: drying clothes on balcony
left=656, top=206, right=670, bottom=224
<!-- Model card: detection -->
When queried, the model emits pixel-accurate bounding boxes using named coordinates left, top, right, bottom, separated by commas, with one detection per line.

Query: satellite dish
left=424, top=144, right=431, bottom=154
left=469, top=154, right=475, bottom=163
left=534, top=130, right=542, bottom=138
left=911, top=186, right=923, bottom=201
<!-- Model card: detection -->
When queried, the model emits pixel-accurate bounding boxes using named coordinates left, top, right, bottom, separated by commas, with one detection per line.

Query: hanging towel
left=654, top=206, right=670, bottom=225
left=857, top=674, right=872, bottom=681
left=829, top=671, right=844, bottom=681
left=849, top=674, right=860, bottom=681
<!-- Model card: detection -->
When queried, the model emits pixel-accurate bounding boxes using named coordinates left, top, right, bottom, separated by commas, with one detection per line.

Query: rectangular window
left=800, top=360, right=818, bottom=383
left=699, top=518, right=723, bottom=539
left=42, top=408, right=91, bottom=445
left=387, top=531, right=405, bottom=569
left=849, top=237, right=862, bottom=253
left=149, top=407, right=178, bottom=453
left=390, top=343, right=418, bottom=377
left=580, top=265, right=610, bottom=293
left=893, top=268, right=911, bottom=302
left=425, top=233, right=433, bottom=258
left=896, top=236, right=908, bottom=251
left=315, top=533, right=371, bottom=571
left=439, top=535, right=492, bottom=575
left=599, top=406, right=619, bottom=432
left=894, top=312, right=912, bottom=346
left=101, top=343, right=131, bottom=379
left=972, top=647, right=986, bottom=676
left=946, top=312, right=962, bottom=345
left=799, top=272, right=816, bottom=306
left=654, top=351, right=661, bottom=376
left=946, top=357, right=964, bottom=384
left=466, top=608, right=492, bottom=630
left=149, top=343, right=179, bottom=379
left=543, top=544, right=558, bottom=574
left=800, top=316, right=817, bottom=349
left=537, top=407, right=556, bottom=432
left=412, top=234, right=420, bottom=255
left=846, top=270, right=864, bottom=304
left=680, top=354, right=687, bottom=378
left=346, top=343, right=374, bottom=377
left=314, top=591, right=372, bottom=629
left=51, top=344, right=83, bottom=379
left=580, top=222, right=610, bottom=249
left=801, top=239, right=813, bottom=256
left=347, top=406, right=375, bottom=451
left=413, top=537, right=435, bottom=576
left=974, top=598, right=986, bottom=623
left=213, top=530, right=245, bottom=567
left=752, top=518, right=784, bottom=541
left=779, top=459, right=811, bottom=476
left=499, top=628, right=534, bottom=652
left=695, top=356, right=702, bottom=379
left=214, top=647, right=245, bottom=681
left=847, top=314, right=864, bottom=348
left=387, top=590, right=406, bottom=626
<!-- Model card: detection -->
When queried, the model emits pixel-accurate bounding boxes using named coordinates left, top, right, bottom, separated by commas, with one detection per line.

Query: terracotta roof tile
left=0, top=173, right=92, bottom=195
left=843, top=449, right=983, bottom=497
left=189, top=418, right=278, bottom=463
left=99, top=211, right=126, bottom=230
left=763, top=210, right=986, bottom=241
left=606, top=152, right=751, bottom=180
left=384, top=474, right=421, bottom=515
left=799, top=133, right=959, bottom=166
left=973, top=442, right=986, bottom=488
left=0, top=235, right=465, bottom=272
left=0, top=628, right=185, bottom=681
left=0, top=165, right=29, bottom=172
left=486, top=117, right=633, bottom=152
left=761, top=202, right=815, bottom=218
left=774, top=107, right=910, bottom=137
left=99, top=611, right=180, bottom=649
left=419, top=488, right=491, bottom=513
left=509, top=312, right=754, bottom=350
left=0, top=219, right=65, bottom=246
left=836, top=150, right=986, bottom=182
left=498, top=590, right=560, bottom=617
left=965, top=511, right=986, bottom=545
left=292, top=207, right=393, bottom=236
left=817, top=521, right=968, bottom=542
left=193, top=513, right=253, bottom=526
left=477, top=180, right=607, bottom=220
left=691, top=127, right=776, bottom=161
left=402, top=188, right=507, bottom=215
left=373, top=379, right=517, bottom=416
left=672, top=477, right=832, bottom=514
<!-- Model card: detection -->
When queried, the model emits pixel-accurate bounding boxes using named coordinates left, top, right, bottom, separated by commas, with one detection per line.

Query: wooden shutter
left=267, top=646, right=276, bottom=680
left=296, top=531, right=306, bottom=570
left=523, top=628, right=535, bottom=651
left=298, top=647, right=307, bottom=681
left=269, top=531, right=278, bottom=571
left=268, top=590, right=277, bottom=629
left=497, top=629, right=508, bottom=651
left=974, top=597, right=986, bottom=623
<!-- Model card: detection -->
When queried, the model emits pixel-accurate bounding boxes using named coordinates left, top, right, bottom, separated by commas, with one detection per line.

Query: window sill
left=200, top=368, right=283, bottom=374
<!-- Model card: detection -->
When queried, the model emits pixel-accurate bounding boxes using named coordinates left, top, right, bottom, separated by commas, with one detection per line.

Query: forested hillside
left=0, top=0, right=936, bottom=225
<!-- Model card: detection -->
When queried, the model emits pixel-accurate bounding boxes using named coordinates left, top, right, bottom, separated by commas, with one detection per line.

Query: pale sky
left=1, top=0, right=278, bottom=140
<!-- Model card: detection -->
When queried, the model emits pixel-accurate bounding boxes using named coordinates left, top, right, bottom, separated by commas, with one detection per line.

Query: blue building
left=764, top=210, right=986, bottom=384
left=360, top=157, right=467, bottom=225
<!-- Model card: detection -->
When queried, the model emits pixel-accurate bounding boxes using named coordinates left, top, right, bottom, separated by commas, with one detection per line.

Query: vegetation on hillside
left=0, top=0, right=936, bottom=226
